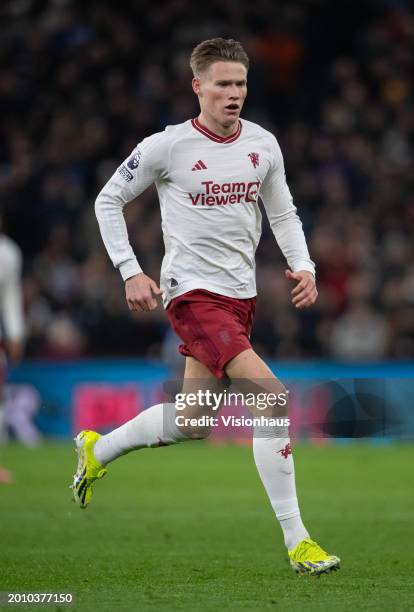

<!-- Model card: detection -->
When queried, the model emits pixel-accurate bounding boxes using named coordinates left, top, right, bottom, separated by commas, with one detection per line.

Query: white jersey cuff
left=291, top=261, right=316, bottom=277
left=119, top=259, right=143, bottom=282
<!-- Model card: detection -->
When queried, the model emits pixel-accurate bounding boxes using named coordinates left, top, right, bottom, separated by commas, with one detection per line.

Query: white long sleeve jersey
left=95, top=117, right=315, bottom=307
left=0, top=234, right=24, bottom=341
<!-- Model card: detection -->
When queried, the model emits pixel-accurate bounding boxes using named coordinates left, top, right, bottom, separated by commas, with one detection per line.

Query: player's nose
left=228, top=84, right=240, bottom=99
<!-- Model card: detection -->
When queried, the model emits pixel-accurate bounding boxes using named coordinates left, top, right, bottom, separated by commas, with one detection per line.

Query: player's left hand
left=285, top=269, right=318, bottom=309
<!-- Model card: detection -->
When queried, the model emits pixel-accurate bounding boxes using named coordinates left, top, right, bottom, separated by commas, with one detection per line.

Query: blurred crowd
left=0, top=0, right=413, bottom=361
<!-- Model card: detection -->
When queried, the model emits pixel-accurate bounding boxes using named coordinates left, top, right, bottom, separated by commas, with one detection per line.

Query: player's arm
left=260, top=135, right=317, bottom=309
left=95, top=133, right=167, bottom=312
left=0, top=246, right=25, bottom=362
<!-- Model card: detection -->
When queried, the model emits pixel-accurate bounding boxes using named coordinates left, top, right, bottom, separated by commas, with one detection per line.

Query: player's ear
left=192, top=77, right=201, bottom=96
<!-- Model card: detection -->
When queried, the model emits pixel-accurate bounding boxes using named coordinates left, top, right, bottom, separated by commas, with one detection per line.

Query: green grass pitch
left=1, top=441, right=413, bottom=611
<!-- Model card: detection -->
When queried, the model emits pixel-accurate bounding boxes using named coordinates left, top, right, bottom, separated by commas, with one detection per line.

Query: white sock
left=253, top=425, right=309, bottom=551
left=94, top=403, right=190, bottom=465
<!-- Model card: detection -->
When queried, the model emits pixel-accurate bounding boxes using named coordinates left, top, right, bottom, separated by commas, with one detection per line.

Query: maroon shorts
left=166, top=289, right=256, bottom=378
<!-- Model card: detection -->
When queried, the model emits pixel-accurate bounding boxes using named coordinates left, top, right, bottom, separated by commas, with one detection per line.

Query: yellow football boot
left=289, top=538, right=340, bottom=575
left=70, top=430, right=107, bottom=509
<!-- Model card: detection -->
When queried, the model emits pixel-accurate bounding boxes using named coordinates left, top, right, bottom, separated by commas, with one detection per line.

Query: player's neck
left=197, top=113, right=239, bottom=138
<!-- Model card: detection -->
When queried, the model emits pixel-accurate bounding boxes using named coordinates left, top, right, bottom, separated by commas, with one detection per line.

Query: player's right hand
left=125, top=273, right=162, bottom=312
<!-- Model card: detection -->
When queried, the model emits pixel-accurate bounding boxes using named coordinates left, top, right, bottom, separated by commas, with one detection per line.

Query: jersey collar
left=191, top=117, right=242, bottom=143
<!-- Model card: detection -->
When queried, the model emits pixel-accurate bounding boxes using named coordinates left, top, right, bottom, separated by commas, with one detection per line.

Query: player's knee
left=254, top=384, right=289, bottom=418
left=175, top=403, right=216, bottom=439
left=176, top=421, right=213, bottom=440
left=275, top=384, right=289, bottom=416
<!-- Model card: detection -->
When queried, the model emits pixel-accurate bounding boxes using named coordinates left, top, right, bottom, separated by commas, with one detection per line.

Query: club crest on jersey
left=127, top=150, right=142, bottom=170
left=248, top=152, right=259, bottom=169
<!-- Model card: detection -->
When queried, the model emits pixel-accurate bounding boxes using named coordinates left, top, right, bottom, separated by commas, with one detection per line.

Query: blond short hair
left=190, top=38, right=249, bottom=77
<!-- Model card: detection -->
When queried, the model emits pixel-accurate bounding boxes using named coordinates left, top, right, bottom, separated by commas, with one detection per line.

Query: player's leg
left=93, top=356, right=219, bottom=464
left=175, top=356, right=228, bottom=438
left=71, top=356, right=220, bottom=508
left=225, top=348, right=340, bottom=574
left=225, top=349, right=309, bottom=549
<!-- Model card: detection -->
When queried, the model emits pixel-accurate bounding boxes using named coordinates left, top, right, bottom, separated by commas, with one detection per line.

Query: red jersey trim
left=191, top=117, right=242, bottom=143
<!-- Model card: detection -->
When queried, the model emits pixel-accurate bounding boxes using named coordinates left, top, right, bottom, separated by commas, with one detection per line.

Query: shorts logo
left=127, top=150, right=142, bottom=170
left=170, top=278, right=178, bottom=288
left=248, top=152, right=259, bottom=169
left=218, top=329, right=231, bottom=345
left=118, top=164, right=133, bottom=182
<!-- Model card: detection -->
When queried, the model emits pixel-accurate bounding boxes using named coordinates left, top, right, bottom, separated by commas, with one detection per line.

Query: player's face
left=193, top=61, right=247, bottom=130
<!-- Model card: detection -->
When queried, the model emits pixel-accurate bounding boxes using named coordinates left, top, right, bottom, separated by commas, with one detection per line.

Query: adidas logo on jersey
left=191, top=160, right=207, bottom=171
